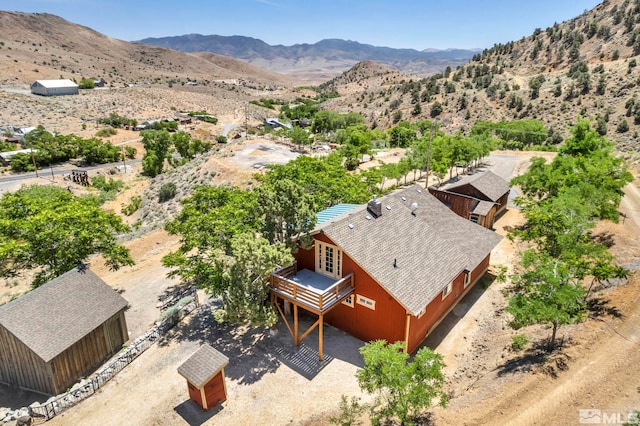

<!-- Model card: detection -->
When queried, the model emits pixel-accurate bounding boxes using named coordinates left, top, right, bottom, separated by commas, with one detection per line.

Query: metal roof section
left=316, top=203, right=361, bottom=225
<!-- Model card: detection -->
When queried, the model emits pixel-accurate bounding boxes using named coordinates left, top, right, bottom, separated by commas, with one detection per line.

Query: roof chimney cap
left=411, top=202, right=418, bottom=216
left=367, top=195, right=383, bottom=218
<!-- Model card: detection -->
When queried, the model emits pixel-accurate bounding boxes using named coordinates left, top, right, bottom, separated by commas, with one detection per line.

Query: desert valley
left=0, top=1, right=640, bottom=425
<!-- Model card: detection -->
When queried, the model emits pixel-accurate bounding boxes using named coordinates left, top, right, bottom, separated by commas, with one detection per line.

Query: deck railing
left=270, top=263, right=354, bottom=311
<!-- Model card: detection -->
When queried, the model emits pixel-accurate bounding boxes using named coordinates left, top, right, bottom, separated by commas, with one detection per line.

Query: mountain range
left=137, top=35, right=479, bottom=80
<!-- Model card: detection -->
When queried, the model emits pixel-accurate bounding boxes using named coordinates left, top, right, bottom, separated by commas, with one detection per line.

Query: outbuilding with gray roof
left=0, top=266, right=129, bottom=395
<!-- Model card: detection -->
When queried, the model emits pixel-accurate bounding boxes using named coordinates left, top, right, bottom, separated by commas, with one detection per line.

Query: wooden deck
left=270, top=263, right=354, bottom=314
left=269, top=262, right=355, bottom=360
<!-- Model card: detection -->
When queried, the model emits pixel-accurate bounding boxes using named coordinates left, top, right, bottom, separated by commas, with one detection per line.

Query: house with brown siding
left=0, top=266, right=129, bottom=395
left=429, top=170, right=510, bottom=228
left=270, top=184, right=502, bottom=358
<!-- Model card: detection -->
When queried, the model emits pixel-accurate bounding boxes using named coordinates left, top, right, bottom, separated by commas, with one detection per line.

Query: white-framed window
left=469, top=214, right=480, bottom=224
left=442, top=282, right=452, bottom=299
left=316, top=241, right=342, bottom=279
left=464, top=270, right=471, bottom=288
left=342, top=294, right=354, bottom=308
left=356, top=294, right=376, bottom=310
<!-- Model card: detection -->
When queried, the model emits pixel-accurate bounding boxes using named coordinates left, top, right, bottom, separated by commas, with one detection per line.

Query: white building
left=30, top=79, right=79, bottom=96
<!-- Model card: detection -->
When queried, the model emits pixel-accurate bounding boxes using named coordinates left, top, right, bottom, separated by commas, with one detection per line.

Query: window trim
left=356, top=294, right=376, bottom=310
left=342, top=294, right=354, bottom=308
left=442, top=282, right=453, bottom=299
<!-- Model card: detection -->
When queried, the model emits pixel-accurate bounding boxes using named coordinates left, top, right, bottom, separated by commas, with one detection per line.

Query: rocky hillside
left=0, top=11, right=298, bottom=88
left=321, top=0, right=640, bottom=151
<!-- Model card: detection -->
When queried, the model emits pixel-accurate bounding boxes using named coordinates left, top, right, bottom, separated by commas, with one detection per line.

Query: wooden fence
left=29, top=287, right=199, bottom=421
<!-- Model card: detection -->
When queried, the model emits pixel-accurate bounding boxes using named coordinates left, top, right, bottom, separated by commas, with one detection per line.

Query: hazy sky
left=1, top=0, right=602, bottom=50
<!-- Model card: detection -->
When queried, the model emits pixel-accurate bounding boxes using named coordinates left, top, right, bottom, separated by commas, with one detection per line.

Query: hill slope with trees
left=320, top=0, right=640, bottom=152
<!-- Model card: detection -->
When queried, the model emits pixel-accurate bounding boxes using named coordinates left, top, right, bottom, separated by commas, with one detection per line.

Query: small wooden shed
left=178, top=344, right=229, bottom=411
left=0, top=266, right=128, bottom=395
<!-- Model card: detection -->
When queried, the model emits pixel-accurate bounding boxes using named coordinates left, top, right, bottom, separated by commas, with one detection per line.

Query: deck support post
left=293, top=304, right=299, bottom=346
left=319, top=314, right=324, bottom=361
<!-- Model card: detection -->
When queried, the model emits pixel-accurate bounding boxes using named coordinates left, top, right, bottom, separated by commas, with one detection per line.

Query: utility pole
left=245, top=102, right=249, bottom=141
left=30, top=146, right=38, bottom=178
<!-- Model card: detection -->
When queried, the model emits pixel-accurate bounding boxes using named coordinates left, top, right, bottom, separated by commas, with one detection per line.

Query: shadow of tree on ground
left=497, top=338, right=571, bottom=379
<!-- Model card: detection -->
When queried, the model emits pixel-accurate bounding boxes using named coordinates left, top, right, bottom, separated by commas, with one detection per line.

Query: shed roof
left=32, top=79, right=78, bottom=89
left=178, top=344, right=229, bottom=388
left=472, top=200, right=495, bottom=216
left=316, top=185, right=502, bottom=315
left=444, top=170, right=510, bottom=202
left=0, top=266, right=128, bottom=362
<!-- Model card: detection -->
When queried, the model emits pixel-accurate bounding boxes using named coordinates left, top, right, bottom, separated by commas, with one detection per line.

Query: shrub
left=617, top=120, right=630, bottom=133
left=158, top=182, right=177, bottom=202
left=329, top=395, right=366, bottom=426
left=121, top=195, right=141, bottom=216
left=216, top=135, right=228, bottom=144
left=511, top=334, right=529, bottom=351
left=124, top=146, right=137, bottom=159
left=78, top=78, right=95, bottom=89
left=91, top=176, right=125, bottom=203
left=92, top=175, right=125, bottom=193
left=95, top=127, right=117, bottom=137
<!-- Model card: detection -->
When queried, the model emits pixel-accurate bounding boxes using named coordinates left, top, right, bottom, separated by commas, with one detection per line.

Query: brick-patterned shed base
left=177, top=344, right=229, bottom=411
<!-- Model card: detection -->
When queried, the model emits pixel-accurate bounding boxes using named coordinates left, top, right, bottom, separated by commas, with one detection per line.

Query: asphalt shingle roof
left=472, top=200, right=495, bottom=216
left=317, top=185, right=502, bottom=315
left=445, top=170, right=510, bottom=202
left=178, top=344, right=229, bottom=388
left=0, top=266, right=129, bottom=362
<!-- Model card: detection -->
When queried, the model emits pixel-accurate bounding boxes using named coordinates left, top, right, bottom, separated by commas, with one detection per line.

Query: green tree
left=388, top=122, right=417, bottom=148
left=430, top=102, right=443, bottom=118
left=164, top=186, right=259, bottom=260
left=508, top=119, right=631, bottom=350
left=141, top=130, right=171, bottom=176
left=0, top=185, right=133, bottom=287
left=257, top=153, right=371, bottom=207
left=208, top=233, right=293, bottom=326
left=288, top=126, right=310, bottom=147
left=337, top=125, right=372, bottom=161
left=512, top=119, right=632, bottom=221
left=254, top=179, right=317, bottom=252
left=528, top=75, right=545, bottom=99
left=357, top=341, right=448, bottom=425
left=506, top=251, right=587, bottom=349
left=78, top=78, right=95, bottom=89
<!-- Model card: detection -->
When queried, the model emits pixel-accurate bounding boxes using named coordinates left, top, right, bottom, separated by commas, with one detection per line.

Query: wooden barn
left=429, top=170, right=510, bottom=229
left=0, top=266, right=129, bottom=395
left=178, top=344, right=229, bottom=411
left=30, top=79, right=79, bottom=96
left=270, top=185, right=502, bottom=358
